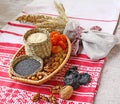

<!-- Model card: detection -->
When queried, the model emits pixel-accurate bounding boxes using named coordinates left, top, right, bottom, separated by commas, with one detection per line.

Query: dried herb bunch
left=16, top=0, right=68, bottom=33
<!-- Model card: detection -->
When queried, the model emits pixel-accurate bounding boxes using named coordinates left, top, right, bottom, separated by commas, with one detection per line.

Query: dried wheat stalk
left=16, top=0, right=68, bottom=33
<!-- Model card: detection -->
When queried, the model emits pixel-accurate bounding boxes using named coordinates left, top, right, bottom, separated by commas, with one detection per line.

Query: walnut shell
left=59, top=85, right=73, bottom=100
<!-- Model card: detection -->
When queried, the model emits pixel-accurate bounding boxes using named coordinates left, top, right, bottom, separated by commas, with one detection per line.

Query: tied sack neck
left=63, top=21, right=118, bottom=61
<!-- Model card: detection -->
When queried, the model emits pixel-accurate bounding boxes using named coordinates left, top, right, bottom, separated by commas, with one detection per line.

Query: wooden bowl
left=8, top=36, right=71, bottom=85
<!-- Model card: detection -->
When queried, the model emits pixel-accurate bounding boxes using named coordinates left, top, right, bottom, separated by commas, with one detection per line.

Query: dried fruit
left=63, top=66, right=81, bottom=89
left=63, top=66, right=91, bottom=89
left=52, top=45, right=63, bottom=54
left=79, top=73, right=91, bottom=85
left=59, top=85, right=73, bottom=100
left=50, top=31, right=67, bottom=54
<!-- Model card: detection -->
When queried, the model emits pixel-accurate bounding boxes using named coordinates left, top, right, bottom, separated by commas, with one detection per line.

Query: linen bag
left=64, top=20, right=118, bottom=60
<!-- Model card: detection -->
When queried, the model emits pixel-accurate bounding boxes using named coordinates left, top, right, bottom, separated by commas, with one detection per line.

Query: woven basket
left=9, top=55, right=43, bottom=78
left=9, top=35, right=71, bottom=85
left=23, top=28, right=51, bottom=59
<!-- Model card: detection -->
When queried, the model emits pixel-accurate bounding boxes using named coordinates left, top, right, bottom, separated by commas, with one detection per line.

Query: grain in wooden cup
left=23, top=28, right=51, bottom=58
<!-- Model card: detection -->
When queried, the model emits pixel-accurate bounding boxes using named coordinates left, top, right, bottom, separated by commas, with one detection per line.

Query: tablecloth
left=0, top=0, right=120, bottom=104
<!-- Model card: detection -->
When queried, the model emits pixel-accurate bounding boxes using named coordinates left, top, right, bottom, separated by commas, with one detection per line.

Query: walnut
left=48, top=95, right=57, bottom=104
left=32, top=93, right=40, bottom=102
left=50, top=85, right=62, bottom=94
left=40, top=95, right=49, bottom=102
left=59, top=85, right=73, bottom=100
left=36, top=72, right=47, bottom=80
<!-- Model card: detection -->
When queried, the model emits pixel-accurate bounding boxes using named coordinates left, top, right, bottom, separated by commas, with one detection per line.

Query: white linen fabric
left=23, top=0, right=120, bottom=34
left=0, top=0, right=120, bottom=44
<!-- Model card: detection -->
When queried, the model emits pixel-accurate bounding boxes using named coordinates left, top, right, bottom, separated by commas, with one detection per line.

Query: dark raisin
left=79, top=73, right=91, bottom=85
left=63, top=66, right=81, bottom=89
left=64, top=66, right=78, bottom=77
left=70, top=66, right=77, bottom=70
left=63, top=66, right=91, bottom=90
left=64, top=76, right=80, bottom=89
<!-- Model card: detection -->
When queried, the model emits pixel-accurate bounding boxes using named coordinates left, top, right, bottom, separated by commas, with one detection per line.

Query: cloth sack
left=64, top=20, right=118, bottom=60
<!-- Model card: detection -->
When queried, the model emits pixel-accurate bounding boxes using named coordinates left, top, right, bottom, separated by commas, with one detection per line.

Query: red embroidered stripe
left=22, top=11, right=118, bottom=22
left=7, top=22, right=35, bottom=28
left=0, top=30, right=23, bottom=37
left=0, top=42, right=22, bottom=48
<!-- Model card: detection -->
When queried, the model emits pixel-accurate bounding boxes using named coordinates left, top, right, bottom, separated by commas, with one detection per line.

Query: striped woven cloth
left=0, top=0, right=119, bottom=103
left=0, top=42, right=105, bottom=104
